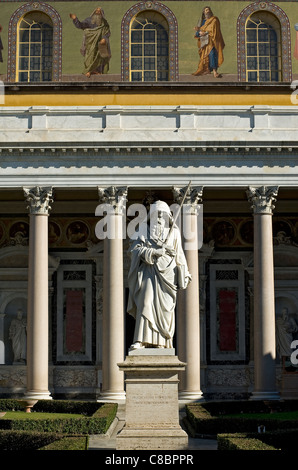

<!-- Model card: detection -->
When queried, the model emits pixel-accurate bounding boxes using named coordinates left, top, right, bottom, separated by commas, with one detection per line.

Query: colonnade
left=22, top=184, right=280, bottom=402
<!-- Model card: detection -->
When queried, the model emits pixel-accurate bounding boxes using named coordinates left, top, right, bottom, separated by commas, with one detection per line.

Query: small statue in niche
left=9, top=309, right=27, bottom=364
left=276, top=307, right=298, bottom=367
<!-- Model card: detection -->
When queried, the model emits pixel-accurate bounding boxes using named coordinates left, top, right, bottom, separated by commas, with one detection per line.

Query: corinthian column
left=173, top=185, right=204, bottom=401
left=23, top=186, right=53, bottom=401
left=97, top=186, right=127, bottom=401
left=247, top=186, right=279, bottom=400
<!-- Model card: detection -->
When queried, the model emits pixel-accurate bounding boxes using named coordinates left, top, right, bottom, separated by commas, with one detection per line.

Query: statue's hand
left=164, top=245, right=176, bottom=257
left=154, top=248, right=165, bottom=257
left=99, top=38, right=106, bottom=45
left=69, top=13, right=77, bottom=20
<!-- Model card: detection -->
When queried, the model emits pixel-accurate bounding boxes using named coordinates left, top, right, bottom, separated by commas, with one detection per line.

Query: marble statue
left=9, top=309, right=27, bottom=363
left=276, top=307, right=298, bottom=357
left=127, top=200, right=191, bottom=350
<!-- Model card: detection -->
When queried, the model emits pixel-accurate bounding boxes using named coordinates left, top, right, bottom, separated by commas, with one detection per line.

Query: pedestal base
left=249, top=391, right=280, bottom=401
left=281, top=373, right=298, bottom=399
left=116, top=427, right=188, bottom=451
left=116, top=349, right=188, bottom=450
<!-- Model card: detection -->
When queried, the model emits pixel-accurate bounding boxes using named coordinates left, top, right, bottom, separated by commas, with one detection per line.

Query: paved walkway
left=88, top=405, right=218, bottom=451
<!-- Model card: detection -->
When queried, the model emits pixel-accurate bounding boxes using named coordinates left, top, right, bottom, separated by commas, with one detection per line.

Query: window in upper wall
left=130, top=11, right=169, bottom=82
left=245, top=12, right=281, bottom=82
left=8, top=2, right=62, bottom=83
left=237, top=2, right=292, bottom=83
left=18, top=12, right=53, bottom=82
left=122, top=2, right=178, bottom=82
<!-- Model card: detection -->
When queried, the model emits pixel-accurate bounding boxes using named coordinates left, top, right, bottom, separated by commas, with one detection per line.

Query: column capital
left=247, top=186, right=279, bottom=215
left=172, top=185, right=203, bottom=214
left=98, top=186, right=128, bottom=215
left=23, top=186, right=53, bottom=215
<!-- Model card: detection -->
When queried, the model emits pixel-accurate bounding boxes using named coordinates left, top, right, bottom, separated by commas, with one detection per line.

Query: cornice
left=1, top=143, right=298, bottom=157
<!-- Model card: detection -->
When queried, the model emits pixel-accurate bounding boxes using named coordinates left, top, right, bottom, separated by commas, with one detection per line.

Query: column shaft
left=27, top=214, right=50, bottom=394
left=253, top=213, right=277, bottom=395
left=102, top=215, right=125, bottom=398
left=247, top=186, right=279, bottom=400
left=24, top=186, right=53, bottom=401
left=174, top=185, right=203, bottom=401
left=98, top=186, right=127, bottom=401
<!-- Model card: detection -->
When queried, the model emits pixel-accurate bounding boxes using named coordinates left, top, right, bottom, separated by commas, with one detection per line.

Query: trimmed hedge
left=186, top=402, right=298, bottom=451
left=0, top=429, right=67, bottom=450
left=39, top=436, right=89, bottom=451
left=0, top=399, right=103, bottom=415
left=0, top=400, right=118, bottom=449
left=185, top=403, right=298, bottom=435
left=0, top=402, right=117, bottom=435
left=218, top=433, right=277, bottom=451
left=251, top=428, right=298, bottom=452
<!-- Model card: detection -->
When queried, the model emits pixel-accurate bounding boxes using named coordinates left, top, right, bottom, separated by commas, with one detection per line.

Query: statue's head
left=17, top=309, right=23, bottom=319
left=91, top=7, right=104, bottom=25
left=281, top=307, right=289, bottom=318
left=203, top=6, right=213, bottom=19
left=149, top=201, right=173, bottom=240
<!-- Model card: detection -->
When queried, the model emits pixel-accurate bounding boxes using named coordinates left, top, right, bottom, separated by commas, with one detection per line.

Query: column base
left=178, top=391, right=204, bottom=402
left=249, top=391, right=280, bottom=401
left=98, top=391, right=126, bottom=403
left=18, top=391, right=52, bottom=412
left=24, top=391, right=52, bottom=400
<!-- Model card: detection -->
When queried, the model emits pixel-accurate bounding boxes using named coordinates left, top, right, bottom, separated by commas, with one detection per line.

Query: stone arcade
left=0, top=103, right=298, bottom=402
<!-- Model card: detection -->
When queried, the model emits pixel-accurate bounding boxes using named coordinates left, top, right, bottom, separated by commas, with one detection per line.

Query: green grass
left=1, top=411, right=84, bottom=420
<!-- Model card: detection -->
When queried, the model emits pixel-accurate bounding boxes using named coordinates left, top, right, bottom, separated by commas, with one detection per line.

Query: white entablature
left=0, top=105, right=298, bottom=188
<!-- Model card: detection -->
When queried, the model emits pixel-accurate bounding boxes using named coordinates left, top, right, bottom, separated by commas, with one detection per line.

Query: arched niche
left=7, top=1, right=62, bottom=82
left=121, top=1, right=178, bottom=81
left=237, top=1, right=292, bottom=82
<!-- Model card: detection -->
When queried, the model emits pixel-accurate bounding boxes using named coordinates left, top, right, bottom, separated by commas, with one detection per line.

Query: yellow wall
left=3, top=87, right=296, bottom=107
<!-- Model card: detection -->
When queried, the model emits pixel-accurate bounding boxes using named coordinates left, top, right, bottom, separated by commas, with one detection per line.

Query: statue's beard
left=91, top=14, right=102, bottom=26
left=205, top=11, right=211, bottom=19
left=150, top=221, right=168, bottom=241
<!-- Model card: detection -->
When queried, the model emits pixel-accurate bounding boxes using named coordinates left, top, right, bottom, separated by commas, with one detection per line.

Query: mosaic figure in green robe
left=70, top=8, right=111, bottom=77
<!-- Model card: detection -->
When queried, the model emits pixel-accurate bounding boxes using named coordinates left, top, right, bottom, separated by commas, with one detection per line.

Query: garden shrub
left=185, top=403, right=298, bottom=435
left=218, top=433, right=277, bottom=451
left=0, top=400, right=118, bottom=449
left=0, top=430, right=65, bottom=450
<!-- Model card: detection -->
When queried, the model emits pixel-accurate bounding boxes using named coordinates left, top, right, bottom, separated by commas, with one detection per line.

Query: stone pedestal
left=116, top=349, right=188, bottom=450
